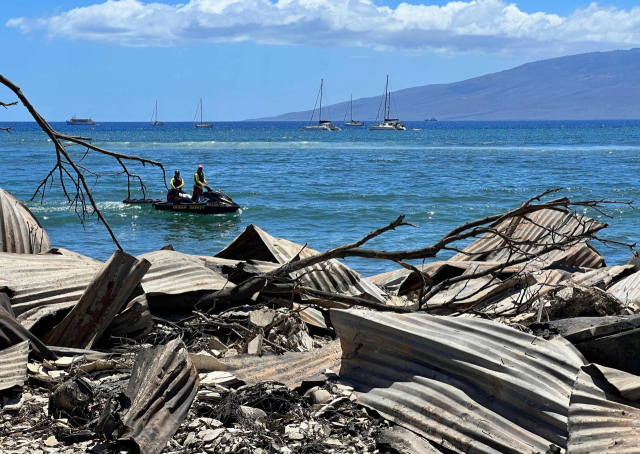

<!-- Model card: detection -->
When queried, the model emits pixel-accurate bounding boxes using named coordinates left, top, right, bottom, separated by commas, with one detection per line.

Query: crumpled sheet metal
left=215, top=224, right=387, bottom=305
left=0, top=188, right=50, bottom=254
left=0, top=252, right=103, bottom=316
left=0, top=340, right=29, bottom=391
left=138, top=250, right=233, bottom=296
left=42, top=250, right=151, bottom=349
left=607, top=270, right=640, bottom=309
left=570, top=265, right=636, bottom=290
left=0, top=293, right=56, bottom=359
left=567, top=365, right=640, bottom=453
left=449, top=208, right=606, bottom=269
left=103, top=338, right=199, bottom=454
left=222, top=340, right=342, bottom=389
left=332, top=309, right=587, bottom=453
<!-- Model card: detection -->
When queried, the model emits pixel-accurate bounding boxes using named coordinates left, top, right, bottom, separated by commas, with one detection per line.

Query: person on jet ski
left=168, top=170, right=184, bottom=201
left=193, top=165, right=208, bottom=200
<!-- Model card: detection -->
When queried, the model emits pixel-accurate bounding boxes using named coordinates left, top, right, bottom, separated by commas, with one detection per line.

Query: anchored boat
left=66, top=115, right=96, bottom=126
left=303, top=79, right=340, bottom=131
left=151, top=100, right=164, bottom=126
left=194, top=99, right=213, bottom=129
left=370, top=76, right=405, bottom=131
left=343, top=95, right=364, bottom=127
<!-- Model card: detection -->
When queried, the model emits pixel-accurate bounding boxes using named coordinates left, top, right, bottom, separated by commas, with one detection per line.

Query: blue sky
left=2, top=0, right=640, bottom=121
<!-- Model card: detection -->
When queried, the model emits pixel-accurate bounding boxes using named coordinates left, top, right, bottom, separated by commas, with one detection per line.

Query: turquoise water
left=1, top=120, right=639, bottom=275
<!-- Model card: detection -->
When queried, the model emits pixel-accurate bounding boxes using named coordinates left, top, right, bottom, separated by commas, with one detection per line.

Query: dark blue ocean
left=1, top=120, right=639, bottom=275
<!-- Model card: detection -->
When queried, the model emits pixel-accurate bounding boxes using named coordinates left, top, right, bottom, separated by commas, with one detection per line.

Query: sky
left=2, top=0, right=640, bottom=121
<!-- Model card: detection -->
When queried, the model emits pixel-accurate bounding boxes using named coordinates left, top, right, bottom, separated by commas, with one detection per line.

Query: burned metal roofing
left=332, top=309, right=587, bottom=453
left=0, top=188, right=50, bottom=254
left=138, top=250, right=233, bottom=296
left=215, top=224, right=387, bottom=305
left=567, top=365, right=640, bottom=453
left=222, top=340, right=342, bottom=389
left=0, top=340, right=29, bottom=391
left=450, top=208, right=606, bottom=269
left=607, top=270, right=640, bottom=309
left=0, top=252, right=103, bottom=316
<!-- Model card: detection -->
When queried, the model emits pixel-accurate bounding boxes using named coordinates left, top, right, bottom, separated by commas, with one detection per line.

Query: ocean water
left=1, top=120, right=639, bottom=276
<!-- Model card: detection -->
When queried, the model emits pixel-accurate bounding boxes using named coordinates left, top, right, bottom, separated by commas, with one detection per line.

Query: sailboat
left=150, top=100, right=164, bottom=126
left=303, top=80, right=340, bottom=131
left=194, top=99, right=212, bottom=129
left=343, top=95, right=363, bottom=127
left=370, top=76, right=406, bottom=131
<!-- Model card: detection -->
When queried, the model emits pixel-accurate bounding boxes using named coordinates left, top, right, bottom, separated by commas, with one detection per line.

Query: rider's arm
left=177, top=179, right=184, bottom=189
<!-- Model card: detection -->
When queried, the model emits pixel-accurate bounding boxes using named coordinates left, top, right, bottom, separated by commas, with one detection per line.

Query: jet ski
left=153, top=186, right=240, bottom=214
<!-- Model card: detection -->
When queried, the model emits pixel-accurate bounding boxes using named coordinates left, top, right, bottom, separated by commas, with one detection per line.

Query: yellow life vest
left=194, top=171, right=205, bottom=189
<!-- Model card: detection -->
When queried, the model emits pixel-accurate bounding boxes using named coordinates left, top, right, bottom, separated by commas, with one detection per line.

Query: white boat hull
left=343, top=121, right=364, bottom=127
left=303, top=123, right=341, bottom=131
left=195, top=123, right=213, bottom=129
left=370, top=122, right=406, bottom=131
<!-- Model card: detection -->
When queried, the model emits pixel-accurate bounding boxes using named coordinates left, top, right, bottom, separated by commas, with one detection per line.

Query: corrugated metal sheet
left=332, top=309, right=587, bottom=453
left=0, top=252, right=103, bottom=316
left=569, top=265, right=636, bottom=289
left=215, top=225, right=388, bottom=305
left=0, top=340, right=29, bottom=391
left=222, top=340, right=342, bottom=389
left=138, top=250, right=233, bottom=296
left=587, top=364, right=640, bottom=401
left=42, top=250, right=150, bottom=349
left=0, top=188, right=50, bottom=254
left=98, top=338, right=199, bottom=454
left=607, top=270, right=640, bottom=308
left=567, top=365, right=640, bottom=453
left=450, top=208, right=606, bottom=269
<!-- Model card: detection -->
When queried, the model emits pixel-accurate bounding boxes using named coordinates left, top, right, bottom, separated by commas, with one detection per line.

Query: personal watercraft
left=153, top=186, right=240, bottom=214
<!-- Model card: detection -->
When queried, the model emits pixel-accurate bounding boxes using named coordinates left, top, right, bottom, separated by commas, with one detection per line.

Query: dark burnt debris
left=3, top=188, right=640, bottom=453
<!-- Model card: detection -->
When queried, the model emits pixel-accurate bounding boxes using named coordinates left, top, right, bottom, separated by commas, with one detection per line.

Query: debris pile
left=3, top=189, right=640, bottom=453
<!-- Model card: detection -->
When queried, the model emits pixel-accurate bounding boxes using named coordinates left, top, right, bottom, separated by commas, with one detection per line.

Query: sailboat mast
left=319, top=79, right=323, bottom=124
left=383, top=75, right=389, bottom=121
left=155, top=100, right=158, bottom=122
left=350, top=95, right=353, bottom=122
left=200, top=99, right=203, bottom=124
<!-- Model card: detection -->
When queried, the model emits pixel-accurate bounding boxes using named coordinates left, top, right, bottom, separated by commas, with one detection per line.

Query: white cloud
left=6, top=0, right=640, bottom=55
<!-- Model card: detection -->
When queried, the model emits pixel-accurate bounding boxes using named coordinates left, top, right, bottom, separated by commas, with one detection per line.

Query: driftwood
left=199, top=189, right=634, bottom=313
left=0, top=74, right=167, bottom=249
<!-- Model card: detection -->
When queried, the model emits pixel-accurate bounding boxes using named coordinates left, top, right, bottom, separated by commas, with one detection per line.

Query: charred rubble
left=2, top=187, right=640, bottom=454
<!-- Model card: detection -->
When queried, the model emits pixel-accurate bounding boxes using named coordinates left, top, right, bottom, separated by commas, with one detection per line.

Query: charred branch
left=0, top=73, right=168, bottom=249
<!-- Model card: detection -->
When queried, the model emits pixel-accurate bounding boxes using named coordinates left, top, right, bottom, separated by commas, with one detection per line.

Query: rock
left=202, top=428, right=225, bottom=442
left=300, top=331, right=314, bottom=351
left=53, top=357, right=75, bottom=368
left=188, top=417, right=224, bottom=430
left=247, top=334, right=264, bottom=355
left=209, top=337, right=228, bottom=352
left=543, top=285, right=623, bottom=320
left=311, top=389, right=332, bottom=405
left=183, top=432, right=196, bottom=447
left=238, top=406, right=267, bottom=425
left=289, top=432, right=304, bottom=440
left=249, top=309, right=276, bottom=329
left=189, top=351, right=227, bottom=372
left=44, top=436, right=58, bottom=447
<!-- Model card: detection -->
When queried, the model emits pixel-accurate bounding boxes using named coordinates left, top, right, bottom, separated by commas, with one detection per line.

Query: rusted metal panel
left=0, top=340, right=29, bottom=391
left=450, top=208, right=606, bottom=269
left=104, top=294, right=154, bottom=340
left=222, top=340, right=342, bottom=389
left=0, top=293, right=56, bottom=359
left=42, top=250, right=151, bottom=349
left=98, top=338, right=199, bottom=454
left=0, top=187, right=50, bottom=254
left=138, top=250, right=233, bottom=296
left=216, top=224, right=387, bottom=304
left=567, top=365, right=640, bottom=453
left=0, top=252, right=103, bottom=316
left=332, top=309, right=587, bottom=453
left=607, top=270, right=640, bottom=308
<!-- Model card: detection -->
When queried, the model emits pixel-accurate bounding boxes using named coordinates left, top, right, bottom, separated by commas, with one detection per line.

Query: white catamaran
left=303, top=79, right=340, bottom=131
left=343, top=95, right=363, bottom=127
left=194, top=99, right=212, bottom=129
left=370, top=76, right=406, bottom=131
left=150, top=100, right=164, bottom=126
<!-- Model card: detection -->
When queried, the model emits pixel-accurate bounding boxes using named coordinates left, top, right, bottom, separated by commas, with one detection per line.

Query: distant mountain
left=254, top=48, right=640, bottom=121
